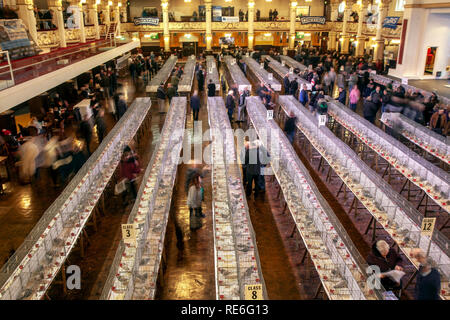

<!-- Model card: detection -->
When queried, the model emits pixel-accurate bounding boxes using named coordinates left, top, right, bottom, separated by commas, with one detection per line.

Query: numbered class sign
left=246, top=52, right=249, bottom=57
left=289, top=67, right=294, bottom=74
left=245, top=284, right=263, bottom=300
left=231, top=59, right=236, bottom=65
left=281, top=60, right=285, bottom=67
left=318, top=114, right=327, bottom=127
left=421, top=217, right=436, bottom=237
left=268, top=73, right=273, bottom=81
left=267, top=110, right=274, bottom=121
left=260, top=63, right=264, bottom=69
left=209, top=67, right=213, bottom=74
left=122, top=224, right=136, bottom=244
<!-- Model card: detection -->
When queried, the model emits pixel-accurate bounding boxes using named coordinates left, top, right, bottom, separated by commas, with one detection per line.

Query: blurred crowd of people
left=0, top=62, right=132, bottom=187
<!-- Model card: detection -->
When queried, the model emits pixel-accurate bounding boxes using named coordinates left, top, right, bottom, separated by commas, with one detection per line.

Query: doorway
left=182, top=42, right=197, bottom=57
left=424, top=47, right=437, bottom=75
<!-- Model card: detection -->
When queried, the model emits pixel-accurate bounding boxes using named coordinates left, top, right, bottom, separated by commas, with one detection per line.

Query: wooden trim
left=404, top=2, right=450, bottom=8
left=398, top=19, right=407, bottom=65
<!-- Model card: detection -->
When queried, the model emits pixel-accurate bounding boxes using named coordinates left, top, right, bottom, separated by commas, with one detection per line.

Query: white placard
left=122, top=224, right=136, bottom=245
left=421, top=217, right=436, bottom=237
left=260, top=63, right=264, bottom=69
left=191, top=54, right=195, bottom=59
left=246, top=52, right=249, bottom=57
left=281, top=60, right=285, bottom=67
left=289, top=67, right=294, bottom=74
left=401, top=78, right=408, bottom=85
left=209, top=67, right=213, bottom=74
left=268, top=73, right=273, bottom=80
left=318, top=114, right=327, bottom=127
left=231, top=59, right=236, bottom=65
left=267, top=110, right=273, bottom=120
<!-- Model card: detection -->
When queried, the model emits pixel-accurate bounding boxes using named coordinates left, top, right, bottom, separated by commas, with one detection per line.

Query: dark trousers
left=228, top=108, right=234, bottom=123
left=192, top=108, right=199, bottom=121
left=364, top=115, right=376, bottom=124
left=85, top=138, right=91, bottom=156
left=350, top=103, right=357, bottom=112
left=246, top=173, right=260, bottom=196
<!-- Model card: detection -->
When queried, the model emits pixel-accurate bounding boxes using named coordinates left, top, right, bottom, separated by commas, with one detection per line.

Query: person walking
left=226, top=90, right=235, bottom=123
left=283, top=73, right=290, bottom=95
left=157, top=83, right=166, bottom=113
left=116, top=93, right=128, bottom=119
left=284, top=111, right=296, bottom=143
left=95, top=108, right=107, bottom=144
left=79, top=114, right=93, bottom=156
left=186, top=172, right=203, bottom=231
left=197, top=66, right=205, bottom=92
left=207, top=79, right=216, bottom=97
left=349, top=86, right=360, bottom=112
left=190, top=90, right=201, bottom=121
left=237, top=90, right=246, bottom=122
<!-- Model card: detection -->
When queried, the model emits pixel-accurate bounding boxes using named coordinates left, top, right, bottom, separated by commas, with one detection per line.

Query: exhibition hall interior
left=0, top=0, right=449, bottom=303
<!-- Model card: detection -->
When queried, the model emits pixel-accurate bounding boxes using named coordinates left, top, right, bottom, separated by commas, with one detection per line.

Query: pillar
left=374, top=0, right=390, bottom=62
left=355, top=0, right=369, bottom=56
left=162, top=0, right=170, bottom=52
left=16, top=0, right=38, bottom=45
left=115, top=1, right=121, bottom=35
left=48, top=0, right=67, bottom=47
left=340, top=1, right=354, bottom=54
left=248, top=1, right=255, bottom=51
left=289, top=1, right=297, bottom=50
left=104, top=2, right=111, bottom=26
left=78, top=1, right=86, bottom=42
left=205, top=0, right=212, bottom=52
left=88, top=0, right=100, bottom=39
left=328, top=0, right=340, bottom=51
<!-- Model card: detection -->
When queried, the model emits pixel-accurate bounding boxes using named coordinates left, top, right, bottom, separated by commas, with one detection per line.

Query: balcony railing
left=121, top=21, right=402, bottom=38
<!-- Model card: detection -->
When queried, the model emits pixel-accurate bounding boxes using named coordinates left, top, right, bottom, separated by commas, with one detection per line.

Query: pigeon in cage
left=374, top=201, right=384, bottom=212
left=332, top=235, right=339, bottom=244
left=45, top=250, right=56, bottom=264
left=140, top=258, right=150, bottom=266
left=334, top=280, right=347, bottom=289
left=135, top=273, right=148, bottom=282
left=219, top=268, right=231, bottom=277
left=236, top=244, right=250, bottom=252
left=363, top=190, right=373, bottom=199
left=19, top=289, right=33, bottom=300
left=242, top=266, right=254, bottom=279
left=117, top=275, right=128, bottom=283
left=52, top=238, right=64, bottom=246
left=398, top=228, right=410, bottom=236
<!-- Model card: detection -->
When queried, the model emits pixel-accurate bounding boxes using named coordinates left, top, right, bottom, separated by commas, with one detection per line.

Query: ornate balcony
left=121, top=21, right=401, bottom=38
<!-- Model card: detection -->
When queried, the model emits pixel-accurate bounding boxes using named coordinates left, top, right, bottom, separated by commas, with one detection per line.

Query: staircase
left=105, top=22, right=120, bottom=46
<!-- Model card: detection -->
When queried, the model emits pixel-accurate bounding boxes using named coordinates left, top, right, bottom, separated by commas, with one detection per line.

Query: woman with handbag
left=186, top=172, right=203, bottom=231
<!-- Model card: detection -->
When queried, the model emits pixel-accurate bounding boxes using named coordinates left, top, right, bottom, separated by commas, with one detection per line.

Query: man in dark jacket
left=284, top=111, right=296, bottom=143
left=197, top=67, right=205, bottom=91
left=190, top=90, right=201, bottom=121
left=413, top=249, right=441, bottom=300
left=283, top=74, right=290, bottom=95
left=95, top=108, right=107, bottom=144
left=366, top=240, right=404, bottom=292
left=337, top=86, right=346, bottom=105
left=225, top=90, right=235, bottom=123
left=207, top=79, right=216, bottom=97
left=363, top=99, right=379, bottom=124
left=157, top=83, right=166, bottom=113
left=289, top=78, right=298, bottom=96
left=116, top=94, right=128, bottom=119
left=80, top=114, right=93, bottom=156
left=244, top=141, right=261, bottom=197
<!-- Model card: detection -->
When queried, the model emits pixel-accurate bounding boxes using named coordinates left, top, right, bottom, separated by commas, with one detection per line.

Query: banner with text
left=134, top=17, right=160, bottom=26
left=300, top=16, right=326, bottom=25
